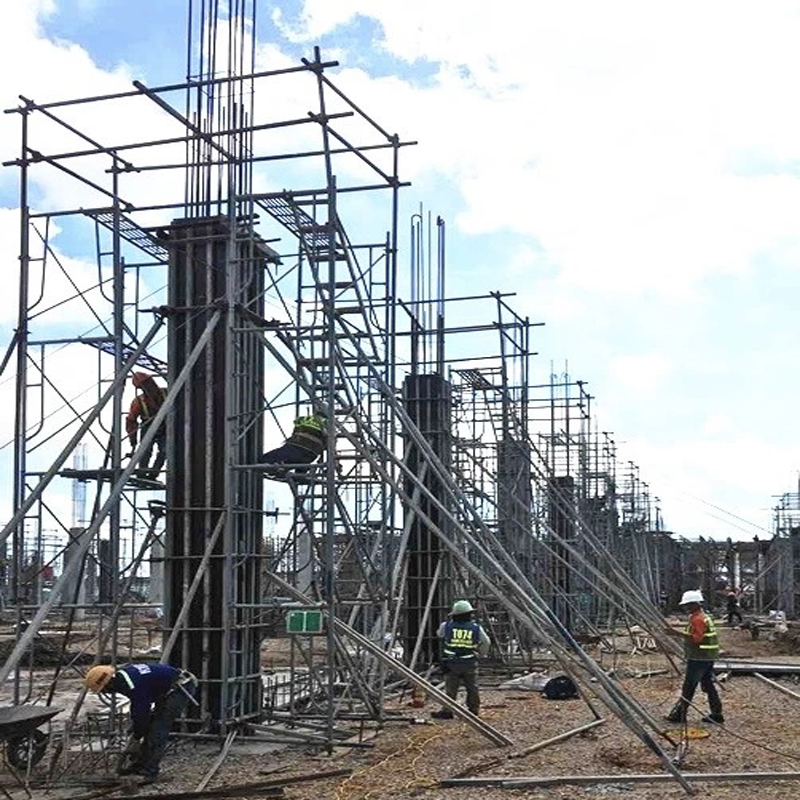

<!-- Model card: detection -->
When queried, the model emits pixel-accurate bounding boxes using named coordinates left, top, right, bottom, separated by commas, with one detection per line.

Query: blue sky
left=2, top=0, right=800, bottom=541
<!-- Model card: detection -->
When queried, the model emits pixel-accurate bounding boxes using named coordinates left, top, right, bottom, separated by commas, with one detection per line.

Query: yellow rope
left=333, top=728, right=444, bottom=800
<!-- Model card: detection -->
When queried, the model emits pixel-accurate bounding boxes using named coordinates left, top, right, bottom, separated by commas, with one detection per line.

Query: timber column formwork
left=165, top=216, right=276, bottom=730
left=402, top=373, right=452, bottom=667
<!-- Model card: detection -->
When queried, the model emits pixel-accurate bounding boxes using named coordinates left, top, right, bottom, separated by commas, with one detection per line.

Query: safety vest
left=684, top=612, right=719, bottom=661
left=287, top=414, right=326, bottom=455
left=294, top=415, right=325, bottom=435
left=441, top=620, right=480, bottom=663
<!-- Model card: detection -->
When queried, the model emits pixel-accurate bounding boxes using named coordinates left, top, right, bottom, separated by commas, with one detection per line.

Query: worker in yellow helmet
left=84, top=662, right=196, bottom=783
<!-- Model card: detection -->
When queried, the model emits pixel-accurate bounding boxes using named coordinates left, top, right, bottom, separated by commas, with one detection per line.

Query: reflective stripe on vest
left=294, top=415, right=325, bottom=435
left=684, top=613, right=719, bottom=660
left=118, top=669, right=135, bottom=691
left=442, top=621, right=479, bottom=661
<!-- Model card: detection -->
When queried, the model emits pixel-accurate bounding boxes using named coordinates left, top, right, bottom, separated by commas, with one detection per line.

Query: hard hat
left=679, top=589, right=705, bottom=606
left=84, top=664, right=115, bottom=692
left=131, top=372, right=151, bottom=388
left=451, top=599, right=474, bottom=615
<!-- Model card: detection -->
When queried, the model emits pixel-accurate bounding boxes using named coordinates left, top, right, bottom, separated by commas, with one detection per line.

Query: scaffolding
left=0, top=0, right=418, bottom=758
left=768, top=487, right=800, bottom=616
left=3, top=3, right=799, bottom=793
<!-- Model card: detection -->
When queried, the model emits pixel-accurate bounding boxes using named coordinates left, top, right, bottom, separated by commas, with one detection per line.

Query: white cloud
left=271, top=1, right=362, bottom=44
left=0, top=3, right=201, bottom=224
left=608, top=354, right=673, bottom=394
left=4, top=0, right=800, bottom=544
left=270, top=1, right=800, bottom=297
left=629, top=432, right=796, bottom=539
left=257, top=1, right=800, bottom=544
left=700, top=414, right=734, bottom=438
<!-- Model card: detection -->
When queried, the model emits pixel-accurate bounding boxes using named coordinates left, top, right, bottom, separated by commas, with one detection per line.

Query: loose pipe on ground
left=264, top=570, right=513, bottom=748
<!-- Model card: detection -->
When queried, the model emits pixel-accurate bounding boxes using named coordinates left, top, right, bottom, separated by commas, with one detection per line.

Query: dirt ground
left=7, top=622, right=800, bottom=800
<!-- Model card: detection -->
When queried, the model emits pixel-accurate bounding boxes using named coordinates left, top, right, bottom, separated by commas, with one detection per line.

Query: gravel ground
left=10, top=625, right=800, bottom=800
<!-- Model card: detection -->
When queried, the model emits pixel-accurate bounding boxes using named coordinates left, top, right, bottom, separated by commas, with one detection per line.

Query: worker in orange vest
left=663, top=589, right=724, bottom=724
left=125, top=372, right=167, bottom=481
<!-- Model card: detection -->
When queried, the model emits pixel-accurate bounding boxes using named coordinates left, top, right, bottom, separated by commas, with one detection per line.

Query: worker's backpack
left=542, top=674, right=579, bottom=700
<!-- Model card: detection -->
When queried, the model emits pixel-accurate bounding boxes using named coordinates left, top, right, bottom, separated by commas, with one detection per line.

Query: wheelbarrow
left=0, top=705, right=61, bottom=770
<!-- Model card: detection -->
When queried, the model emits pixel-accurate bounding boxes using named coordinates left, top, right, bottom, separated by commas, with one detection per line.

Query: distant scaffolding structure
left=770, top=487, right=800, bottom=616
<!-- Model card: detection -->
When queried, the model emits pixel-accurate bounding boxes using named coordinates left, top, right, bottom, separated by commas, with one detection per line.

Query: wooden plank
left=508, top=718, right=605, bottom=759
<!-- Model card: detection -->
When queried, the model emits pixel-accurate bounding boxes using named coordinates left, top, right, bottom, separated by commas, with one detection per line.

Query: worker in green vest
left=663, top=589, right=724, bottom=724
left=431, top=599, right=491, bottom=719
left=258, top=410, right=327, bottom=477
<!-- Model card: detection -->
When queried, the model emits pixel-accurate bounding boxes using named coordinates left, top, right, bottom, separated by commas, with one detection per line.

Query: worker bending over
left=85, top=663, right=197, bottom=783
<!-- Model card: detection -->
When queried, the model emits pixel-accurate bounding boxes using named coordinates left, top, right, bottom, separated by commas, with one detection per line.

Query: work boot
left=701, top=713, right=725, bottom=724
left=664, top=701, right=686, bottom=724
left=431, top=709, right=454, bottom=719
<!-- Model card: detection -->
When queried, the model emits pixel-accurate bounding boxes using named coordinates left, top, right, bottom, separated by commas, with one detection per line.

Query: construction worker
left=725, top=587, right=743, bottom=626
left=84, top=663, right=197, bottom=783
left=431, top=599, right=491, bottom=719
left=258, top=409, right=327, bottom=476
left=663, top=589, right=724, bottom=724
left=125, top=372, right=167, bottom=481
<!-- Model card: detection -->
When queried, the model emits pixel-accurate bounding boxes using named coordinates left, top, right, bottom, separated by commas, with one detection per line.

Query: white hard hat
left=679, top=589, right=705, bottom=606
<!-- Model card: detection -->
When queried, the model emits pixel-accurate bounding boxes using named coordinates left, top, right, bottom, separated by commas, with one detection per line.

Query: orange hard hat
left=84, top=664, right=115, bottom=692
left=131, top=372, right=151, bottom=388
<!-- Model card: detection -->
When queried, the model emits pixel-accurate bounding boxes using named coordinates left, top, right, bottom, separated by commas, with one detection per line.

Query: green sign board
left=286, top=609, right=324, bottom=635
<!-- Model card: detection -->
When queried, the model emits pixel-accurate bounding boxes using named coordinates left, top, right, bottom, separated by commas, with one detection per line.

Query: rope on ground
left=333, top=728, right=444, bottom=800
left=651, top=695, right=800, bottom=763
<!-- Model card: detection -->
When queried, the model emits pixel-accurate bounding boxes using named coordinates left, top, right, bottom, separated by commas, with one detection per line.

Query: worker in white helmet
left=431, top=599, right=491, bottom=719
left=663, top=589, right=724, bottom=724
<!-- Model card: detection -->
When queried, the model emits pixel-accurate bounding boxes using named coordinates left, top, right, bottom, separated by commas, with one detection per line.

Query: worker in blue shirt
left=85, top=663, right=197, bottom=782
left=258, top=410, right=328, bottom=477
